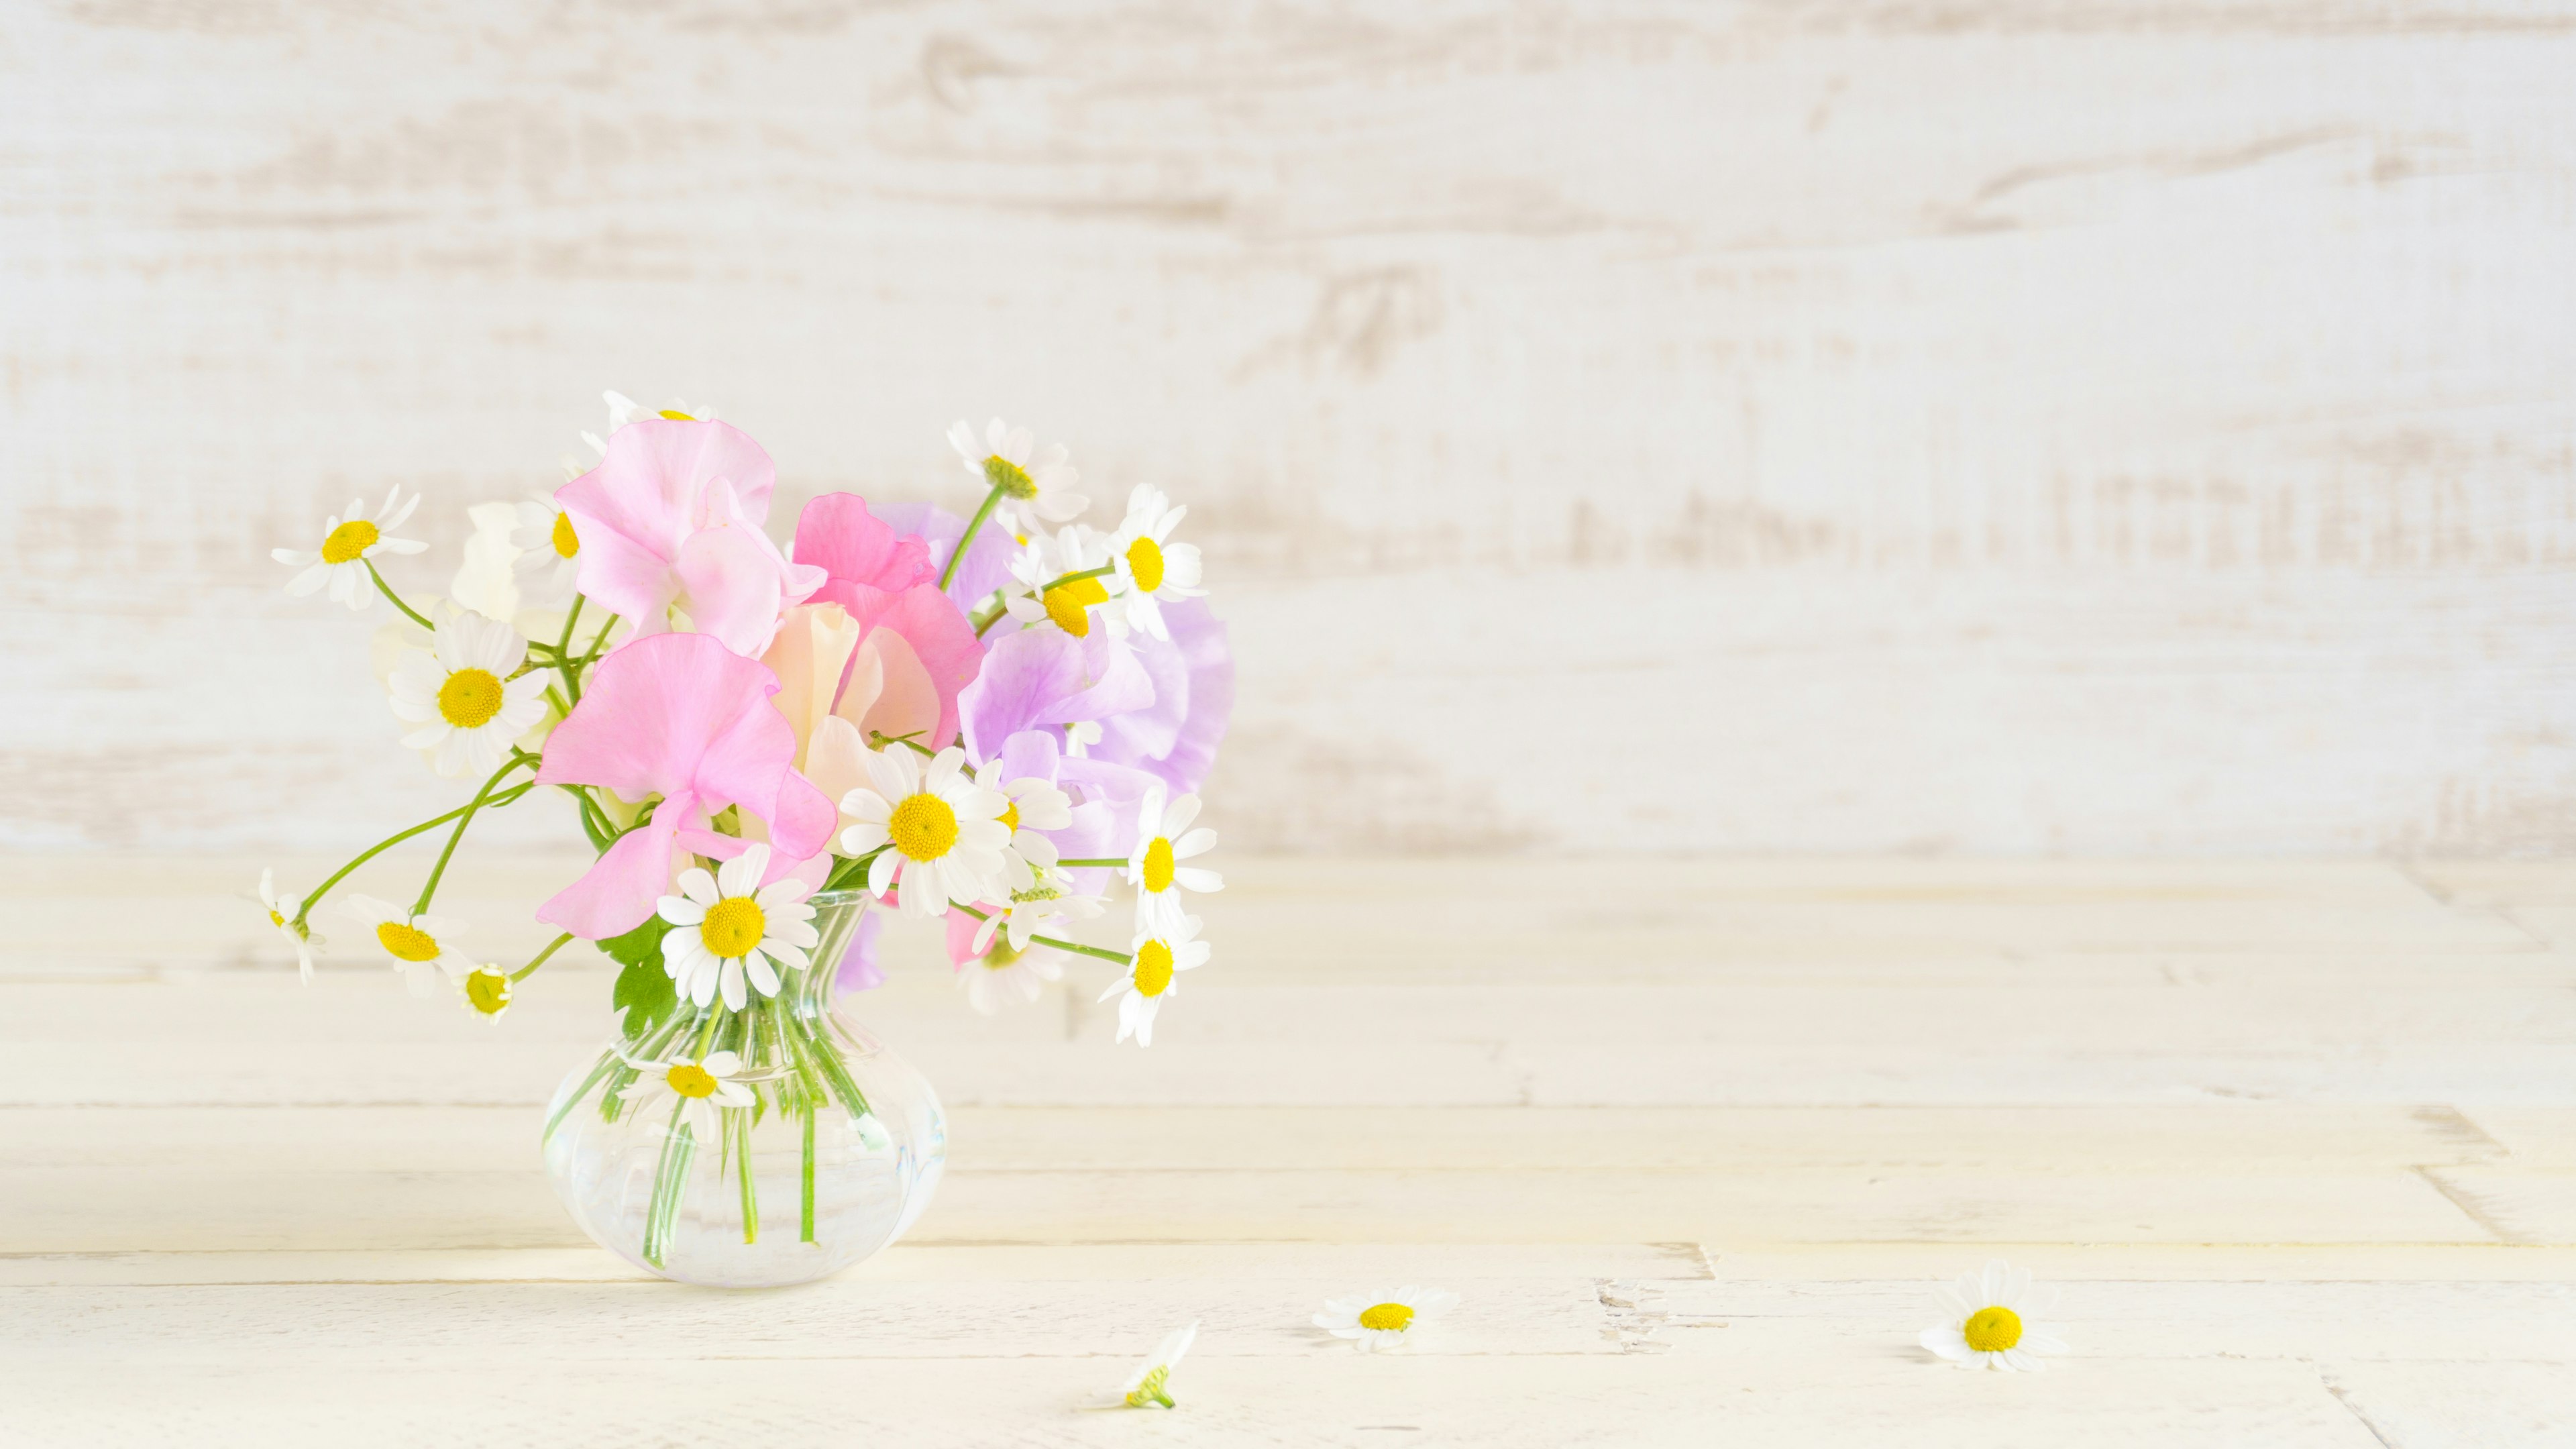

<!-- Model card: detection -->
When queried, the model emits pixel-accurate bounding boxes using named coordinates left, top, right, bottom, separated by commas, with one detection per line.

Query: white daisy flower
left=949, top=416, right=1087, bottom=534
left=1002, top=525, right=1122, bottom=639
left=460, top=965, right=513, bottom=1018
left=449, top=501, right=525, bottom=621
left=385, top=610, right=553, bottom=779
left=1126, top=790, right=1222, bottom=933
left=1921, top=1260, right=2068, bottom=1371
left=1106, top=485, right=1204, bottom=641
left=961, top=936, right=1065, bottom=1016
left=1062, top=719, right=1102, bottom=757
left=256, top=869, right=320, bottom=985
left=1315, top=1287, right=1459, bottom=1352
left=272, top=484, right=428, bottom=610
left=973, top=759, right=1075, bottom=888
left=616, top=1049, right=754, bottom=1139
left=510, top=492, right=582, bottom=600
left=972, top=879, right=1105, bottom=957
left=1094, top=1320, right=1199, bottom=1410
left=1096, top=914, right=1210, bottom=1046
left=341, top=895, right=472, bottom=996
left=837, top=745, right=1012, bottom=918
left=580, top=389, right=716, bottom=457
left=654, top=843, right=821, bottom=1012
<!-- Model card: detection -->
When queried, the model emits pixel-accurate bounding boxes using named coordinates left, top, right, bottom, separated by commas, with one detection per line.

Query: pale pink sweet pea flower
left=555, top=419, right=826, bottom=657
left=534, top=633, right=837, bottom=940
left=773, top=494, right=986, bottom=758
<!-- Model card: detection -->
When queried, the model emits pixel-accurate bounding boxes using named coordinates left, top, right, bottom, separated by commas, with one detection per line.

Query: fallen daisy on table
left=1920, top=1260, right=2067, bottom=1372
left=1315, top=1287, right=1459, bottom=1352
left=1090, top=1320, right=1199, bottom=1410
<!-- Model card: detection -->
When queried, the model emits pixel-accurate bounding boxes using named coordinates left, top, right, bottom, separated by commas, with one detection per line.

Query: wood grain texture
left=5, top=2, right=2575, bottom=854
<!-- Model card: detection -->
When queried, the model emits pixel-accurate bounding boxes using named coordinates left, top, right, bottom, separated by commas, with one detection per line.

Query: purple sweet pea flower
left=1091, top=597, right=1233, bottom=796
left=957, top=626, right=1155, bottom=767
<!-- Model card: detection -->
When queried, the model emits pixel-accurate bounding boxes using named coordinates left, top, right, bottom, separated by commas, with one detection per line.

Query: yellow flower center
left=665, top=1063, right=718, bottom=1098
left=657, top=409, right=697, bottom=421
left=1042, top=577, right=1109, bottom=636
left=1126, top=535, right=1166, bottom=593
left=320, top=519, right=380, bottom=564
left=550, top=510, right=580, bottom=557
left=700, top=896, right=766, bottom=959
left=1358, top=1303, right=1414, bottom=1332
left=1124, top=1365, right=1173, bottom=1409
left=376, top=920, right=440, bottom=962
left=890, top=792, right=960, bottom=861
left=268, top=909, right=285, bottom=928
left=1962, top=1305, right=2023, bottom=1353
left=998, top=800, right=1021, bottom=833
left=983, top=453, right=1038, bottom=498
left=1132, top=938, right=1175, bottom=998
left=437, top=667, right=505, bottom=729
left=465, top=969, right=511, bottom=1015
left=1141, top=837, right=1175, bottom=894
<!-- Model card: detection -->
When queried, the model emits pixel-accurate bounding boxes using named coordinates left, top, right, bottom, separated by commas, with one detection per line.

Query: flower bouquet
left=266, top=396, right=1230, bottom=1285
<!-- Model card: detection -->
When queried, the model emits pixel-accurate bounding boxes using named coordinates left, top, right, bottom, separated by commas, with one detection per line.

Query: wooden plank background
left=7, top=1, right=2576, bottom=855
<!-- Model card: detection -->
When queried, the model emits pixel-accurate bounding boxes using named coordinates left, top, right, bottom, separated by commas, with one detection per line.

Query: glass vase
left=540, top=890, right=945, bottom=1287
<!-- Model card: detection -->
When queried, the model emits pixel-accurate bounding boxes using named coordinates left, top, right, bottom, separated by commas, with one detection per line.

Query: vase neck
left=796, top=890, right=872, bottom=1021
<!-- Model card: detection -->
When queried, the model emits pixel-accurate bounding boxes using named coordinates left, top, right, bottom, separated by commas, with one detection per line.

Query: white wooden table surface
left=5, top=854, right=2573, bottom=1446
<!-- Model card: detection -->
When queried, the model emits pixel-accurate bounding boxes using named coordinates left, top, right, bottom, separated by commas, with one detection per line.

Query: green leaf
left=603, top=916, right=676, bottom=1038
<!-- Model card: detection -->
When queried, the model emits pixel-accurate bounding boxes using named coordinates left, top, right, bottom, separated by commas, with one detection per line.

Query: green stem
left=949, top=903, right=1132, bottom=964
left=294, top=796, right=506, bottom=928
left=363, top=559, right=437, bottom=631
left=641, top=1103, right=697, bottom=1269
left=544, top=1049, right=621, bottom=1145
left=737, top=1110, right=760, bottom=1245
left=511, top=932, right=575, bottom=982
left=939, top=484, right=1006, bottom=592
left=800, top=1096, right=817, bottom=1244
left=554, top=594, right=588, bottom=704
left=412, top=752, right=539, bottom=916
left=868, top=731, right=936, bottom=757
left=1054, top=857, right=1127, bottom=868
left=693, top=1008, right=723, bottom=1059
left=824, top=849, right=883, bottom=894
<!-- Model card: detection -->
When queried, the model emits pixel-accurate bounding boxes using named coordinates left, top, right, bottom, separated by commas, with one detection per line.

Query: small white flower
left=973, top=759, right=1075, bottom=888
left=655, top=843, right=820, bottom=1012
left=580, top=389, right=716, bottom=457
left=1920, top=1260, right=2068, bottom=1372
left=272, top=484, right=428, bottom=610
left=972, top=879, right=1104, bottom=957
left=1062, top=719, right=1102, bottom=757
left=617, top=1049, right=754, bottom=1139
left=1002, top=525, right=1122, bottom=639
left=385, top=610, right=553, bottom=779
left=460, top=965, right=513, bottom=1018
left=949, top=416, right=1087, bottom=534
left=341, top=895, right=472, bottom=996
left=1096, top=914, right=1210, bottom=1046
left=837, top=746, right=1013, bottom=918
left=1126, top=790, right=1222, bottom=933
left=510, top=493, right=582, bottom=600
left=961, top=936, right=1064, bottom=1016
left=1093, top=1320, right=1199, bottom=1410
left=257, top=869, right=320, bottom=985
left=1107, top=485, right=1204, bottom=641
left=1315, top=1287, right=1458, bottom=1352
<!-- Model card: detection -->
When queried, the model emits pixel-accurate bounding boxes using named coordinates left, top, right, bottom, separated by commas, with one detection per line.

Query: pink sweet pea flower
left=555, top=419, right=826, bottom=657
left=782, top=494, right=986, bottom=752
left=534, top=633, right=837, bottom=939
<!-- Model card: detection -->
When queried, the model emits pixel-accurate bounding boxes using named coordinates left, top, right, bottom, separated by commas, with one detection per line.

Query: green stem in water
left=939, top=484, right=1006, bottom=592
left=641, top=1102, right=698, bottom=1270
left=800, top=1095, right=818, bottom=1244
left=737, top=1110, right=760, bottom=1245
left=511, top=932, right=575, bottom=983
left=412, top=752, right=539, bottom=916
left=364, top=559, right=437, bottom=631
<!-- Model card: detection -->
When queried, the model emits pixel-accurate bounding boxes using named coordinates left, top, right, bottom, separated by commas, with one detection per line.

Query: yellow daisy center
left=1358, top=1303, right=1414, bottom=1332
left=376, top=920, right=440, bottom=962
left=1142, top=837, right=1175, bottom=894
left=890, top=792, right=960, bottom=861
left=999, top=800, right=1021, bottom=833
left=437, top=667, right=505, bottom=729
left=657, top=409, right=697, bottom=421
left=320, top=519, right=380, bottom=564
left=550, top=510, right=580, bottom=557
left=983, top=453, right=1038, bottom=498
left=1126, top=535, right=1166, bottom=593
left=268, top=909, right=286, bottom=928
left=1132, top=938, right=1175, bottom=998
left=1963, top=1305, right=2023, bottom=1352
left=665, top=1063, right=718, bottom=1098
left=700, top=896, right=766, bottom=959
left=1042, top=577, right=1109, bottom=636
left=465, top=969, right=511, bottom=1015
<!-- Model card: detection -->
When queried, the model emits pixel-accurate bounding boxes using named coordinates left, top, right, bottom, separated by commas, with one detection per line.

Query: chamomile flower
left=460, top=965, right=513, bottom=1018
left=973, top=759, right=1074, bottom=887
left=1107, top=485, right=1204, bottom=641
left=1002, top=525, right=1121, bottom=639
left=385, top=610, right=551, bottom=779
left=971, top=879, right=1104, bottom=957
left=949, top=416, right=1087, bottom=534
left=1094, top=1320, right=1199, bottom=1410
left=655, top=843, right=820, bottom=1012
left=837, top=746, right=1012, bottom=918
left=1127, top=790, right=1222, bottom=932
left=961, top=936, right=1065, bottom=1016
left=256, top=869, right=321, bottom=985
left=1315, top=1287, right=1458, bottom=1352
left=272, top=485, right=428, bottom=610
left=1097, top=914, right=1210, bottom=1046
left=1921, top=1260, right=2067, bottom=1372
left=580, top=389, right=716, bottom=457
left=616, top=1049, right=753, bottom=1138
left=341, top=895, right=472, bottom=997
left=510, top=493, right=582, bottom=599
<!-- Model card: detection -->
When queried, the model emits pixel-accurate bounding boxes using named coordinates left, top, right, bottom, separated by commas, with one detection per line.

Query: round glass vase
left=540, top=890, right=944, bottom=1288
